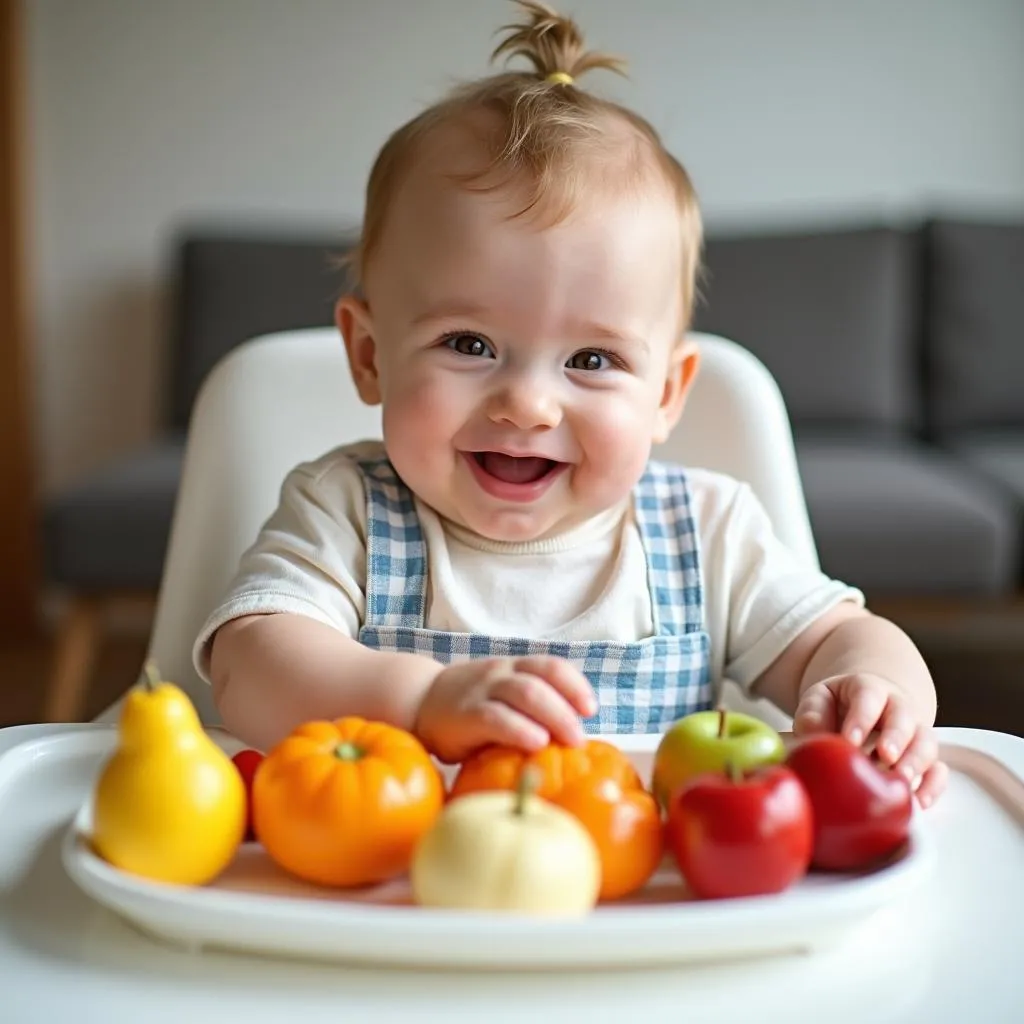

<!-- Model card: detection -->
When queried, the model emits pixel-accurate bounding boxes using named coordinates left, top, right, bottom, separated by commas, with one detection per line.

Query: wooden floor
left=1, top=627, right=1021, bottom=735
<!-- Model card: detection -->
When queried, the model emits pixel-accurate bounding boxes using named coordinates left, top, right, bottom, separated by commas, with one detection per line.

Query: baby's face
left=340, top=154, right=696, bottom=543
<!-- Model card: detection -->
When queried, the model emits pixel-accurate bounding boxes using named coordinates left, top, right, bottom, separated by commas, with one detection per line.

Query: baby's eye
left=567, top=350, right=612, bottom=371
left=444, top=333, right=494, bottom=358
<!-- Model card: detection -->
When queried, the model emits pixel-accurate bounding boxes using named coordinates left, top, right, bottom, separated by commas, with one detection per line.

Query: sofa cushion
left=169, top=231, right=358, bottom=429
left=795, top=435, right=1020, bottom=595
left=693, top=227, right=920, bottom=432
left=926, top=218, right=1024, bottom=433
left=43, top=438, right=185, bottom=589
left=950, top=433, right=1024, bottom=501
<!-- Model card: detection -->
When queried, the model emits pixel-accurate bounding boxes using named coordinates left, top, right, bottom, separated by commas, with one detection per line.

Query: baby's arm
left=209, top=613, right=444, bottom=753
left=197, top=454, right=446, bottom=750
left=209, top=613, right=594, bottom=760
left=200, top=451, right=593, bottom=758
left=752, top=602, right=947, bottom=805
left=705, top=477, right=946, bottom=805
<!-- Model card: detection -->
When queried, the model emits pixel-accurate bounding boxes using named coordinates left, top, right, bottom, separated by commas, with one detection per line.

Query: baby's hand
left=414, top=655, right=598, bottom=764
left=794, top=672, right=949, bottom=808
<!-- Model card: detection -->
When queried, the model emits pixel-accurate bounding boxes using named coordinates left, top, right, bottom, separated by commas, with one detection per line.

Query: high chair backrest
left=99, top=327, right=815, bottom=726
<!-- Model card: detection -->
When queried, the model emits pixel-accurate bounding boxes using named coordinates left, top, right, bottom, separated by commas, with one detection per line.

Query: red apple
left=785, top=733, right=912, bottom=871
left=666, top=763, right=814, bottom=900
left=231, top=748, right=264, bottom=841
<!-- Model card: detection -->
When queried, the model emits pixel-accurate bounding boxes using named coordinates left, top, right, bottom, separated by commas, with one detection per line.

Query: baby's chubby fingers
left=491, top=669, right=589, bottom=747
left=913, top=758, right=949, bottom=809
left=891, top=726, right=940, bottom=788
left=793, top=683, right=838, bottom=735
left=509, top=656, right=598, bottom=719
left=472, top=699, right=552, bottom=753
left=838, top=675, right=890, bottom=748
left=873, top=700, right=919, bottom=767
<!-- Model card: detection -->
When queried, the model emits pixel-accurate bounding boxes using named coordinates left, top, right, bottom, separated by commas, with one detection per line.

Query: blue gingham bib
left=355, top=456, right=713, bottom=733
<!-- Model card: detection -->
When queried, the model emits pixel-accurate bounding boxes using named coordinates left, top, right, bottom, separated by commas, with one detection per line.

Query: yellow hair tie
left=546, top=70, right=574, bottom=86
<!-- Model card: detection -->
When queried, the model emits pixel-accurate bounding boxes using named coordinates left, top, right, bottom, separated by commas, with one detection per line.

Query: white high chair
left=95, top=327, right=814, bottom=729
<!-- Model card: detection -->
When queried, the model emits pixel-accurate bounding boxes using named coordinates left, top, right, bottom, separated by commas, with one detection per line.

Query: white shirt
left=193, top=440, right=862, bottom=695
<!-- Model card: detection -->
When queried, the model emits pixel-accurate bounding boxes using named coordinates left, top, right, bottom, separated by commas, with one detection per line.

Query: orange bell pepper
left=450, top=740, right=663, bottom=900
left=252, top=717, right=445, bottom=888
left=557, top=773, right=664, bottom=901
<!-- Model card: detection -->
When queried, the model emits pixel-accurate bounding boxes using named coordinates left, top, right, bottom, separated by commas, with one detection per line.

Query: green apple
left=651, top=709, right=786, bottom=808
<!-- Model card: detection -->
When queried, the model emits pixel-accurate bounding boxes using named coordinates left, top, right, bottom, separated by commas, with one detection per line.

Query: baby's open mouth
left=471, top=452, right=561, bottom=485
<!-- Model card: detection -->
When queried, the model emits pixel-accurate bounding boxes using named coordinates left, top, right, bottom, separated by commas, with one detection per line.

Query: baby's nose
left=486, top=377, right=562, bottom=430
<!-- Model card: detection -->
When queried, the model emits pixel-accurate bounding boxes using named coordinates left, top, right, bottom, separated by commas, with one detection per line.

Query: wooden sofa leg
left=44, top=597, right=102, bottom=722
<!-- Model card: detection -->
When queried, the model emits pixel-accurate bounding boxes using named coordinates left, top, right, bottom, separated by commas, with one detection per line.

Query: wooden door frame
left=0, top=0, right=41, bottom=638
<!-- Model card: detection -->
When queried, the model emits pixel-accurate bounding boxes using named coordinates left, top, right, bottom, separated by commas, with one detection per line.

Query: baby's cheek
left=594, top=395, right=657, bottom=452
left=385, top=372, right=451, bottom=431
left=381, top=372, right=469, bottom=486
left=578, top=399, right=657, bottom=493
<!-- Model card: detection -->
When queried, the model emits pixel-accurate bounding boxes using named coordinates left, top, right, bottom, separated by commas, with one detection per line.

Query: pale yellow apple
left=410, top=786, right=601, bottom=915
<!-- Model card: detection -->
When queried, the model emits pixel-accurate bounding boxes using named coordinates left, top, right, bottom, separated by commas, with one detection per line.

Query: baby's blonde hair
left=352, top=0, right=703, bottom=328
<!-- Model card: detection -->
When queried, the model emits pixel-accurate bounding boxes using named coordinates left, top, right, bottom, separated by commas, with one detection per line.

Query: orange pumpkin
left=449, top=740, right=663, bottom=900
left=449, top=739, right=641, bottom=801
left=252, top=717, right=445, bottom=888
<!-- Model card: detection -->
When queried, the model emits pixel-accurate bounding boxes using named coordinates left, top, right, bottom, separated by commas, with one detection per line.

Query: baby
left=194, top=0, right=946, bottom=806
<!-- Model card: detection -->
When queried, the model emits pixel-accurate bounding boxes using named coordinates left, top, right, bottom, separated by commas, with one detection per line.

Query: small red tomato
left=231, top=749, right=264, bottom=841
left=785, top=733, right=912, bottom=871
left=666, top=763, right=813, bottom=900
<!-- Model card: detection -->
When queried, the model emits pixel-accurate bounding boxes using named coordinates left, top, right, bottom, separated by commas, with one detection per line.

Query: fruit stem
left=139, top=660, right=160, bottom=692
left=718, top=707, right=728, bottom=739
left=515, top=765, right=541, bottom=816
left=725, top=760, right=742, bottom=784
left=334, top=742, right=364, bottom=761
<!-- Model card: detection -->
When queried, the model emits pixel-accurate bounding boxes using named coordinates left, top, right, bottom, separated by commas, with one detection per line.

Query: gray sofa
left=694, top=220, right=1023, bottom=596
left=41, top=216, right=1024, bottom=721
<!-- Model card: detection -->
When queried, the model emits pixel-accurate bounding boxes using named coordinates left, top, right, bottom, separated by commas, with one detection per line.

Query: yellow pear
left=91, top=661, right=246, bottom=885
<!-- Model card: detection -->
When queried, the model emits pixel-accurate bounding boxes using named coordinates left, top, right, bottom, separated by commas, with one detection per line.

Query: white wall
left=25, top=0, right=1024, bottom=494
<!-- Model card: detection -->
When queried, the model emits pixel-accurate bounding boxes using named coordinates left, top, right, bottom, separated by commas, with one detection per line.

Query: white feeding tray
left=60, top=731, right=934, bottom=970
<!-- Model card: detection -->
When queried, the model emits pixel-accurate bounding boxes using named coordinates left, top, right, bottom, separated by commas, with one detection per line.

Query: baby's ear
left=652, top=338, right=700, bottom=444
left=336, top=295, right=382, bottom=406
